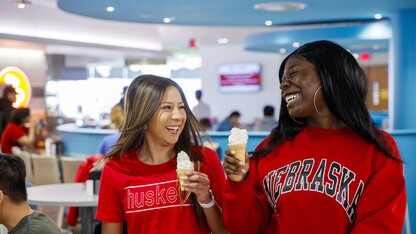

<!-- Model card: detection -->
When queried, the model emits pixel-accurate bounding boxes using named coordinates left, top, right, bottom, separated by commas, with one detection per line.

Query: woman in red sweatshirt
left=223, top=40, right=406, bottom=233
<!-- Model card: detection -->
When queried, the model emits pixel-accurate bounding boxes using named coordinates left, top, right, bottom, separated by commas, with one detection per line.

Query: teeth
left=166, top=126, right=179, bottom=132
left=285, top=94, right=299, bottom=104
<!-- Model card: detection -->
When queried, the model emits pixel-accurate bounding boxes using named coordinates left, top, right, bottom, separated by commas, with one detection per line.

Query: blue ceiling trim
left=244, top=21, right=391, bottom=53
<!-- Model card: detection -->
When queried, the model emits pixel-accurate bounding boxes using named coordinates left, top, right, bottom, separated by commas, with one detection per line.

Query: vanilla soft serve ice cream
left=228, top=127, right=248, bottom=163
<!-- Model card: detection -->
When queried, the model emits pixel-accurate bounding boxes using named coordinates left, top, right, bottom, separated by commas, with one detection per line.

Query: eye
left=161, top=104, right=172, bottom=110
left=179, top=104, right=185, bottom=109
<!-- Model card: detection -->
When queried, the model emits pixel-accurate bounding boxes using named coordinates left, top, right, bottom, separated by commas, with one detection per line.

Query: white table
left=27, top=183, right=98, bottom=234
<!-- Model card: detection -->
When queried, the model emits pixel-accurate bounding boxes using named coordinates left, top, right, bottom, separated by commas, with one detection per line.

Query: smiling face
left=145, top=86, right=187, bottom=147
left=280, top=56, right=326, bottom=121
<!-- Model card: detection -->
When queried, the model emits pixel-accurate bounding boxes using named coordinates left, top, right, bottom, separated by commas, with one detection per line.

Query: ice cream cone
left=228, top=143, right=247, bottom=163
left=177, top=169, right=192, bottom=191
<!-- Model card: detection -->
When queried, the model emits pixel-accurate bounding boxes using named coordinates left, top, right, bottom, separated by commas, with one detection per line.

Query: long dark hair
left=255, top=40, right=401, bottom=162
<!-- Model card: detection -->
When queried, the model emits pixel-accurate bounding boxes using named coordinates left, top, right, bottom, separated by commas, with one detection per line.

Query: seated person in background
left=253, top=105, right=277, bottom=132
left=200, top=118, right=220, bottom=155
left=0, top=153, right=61, bottom=234
left=217, top=110, right=241, bottom=131
left=110, top=86, right=128, bottom=130
left=1, top=108, right=38, bottom=154
left=97, top=133, right=120, bottom=155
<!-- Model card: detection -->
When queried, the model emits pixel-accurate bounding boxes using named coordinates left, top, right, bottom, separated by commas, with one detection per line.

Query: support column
left=390, top=9, right=416, bottom=130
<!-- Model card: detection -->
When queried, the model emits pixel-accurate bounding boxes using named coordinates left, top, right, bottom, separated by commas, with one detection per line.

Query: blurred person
left=110, top=86, right=128, bottom=129
left=96, top=75, right=227, bottom=233
left=253, top=105, right=277, bottom=132
left=222, top=40, right=406, bottom=233
left=0, top=85, right=17, bottom=142
left=1, top=108, right=38, bottom=154
left=97, top=133, right=120, bottom=156
left=192, top=90, right=211, bottom=121
left=0, top=153, right=61, bottom=233
left=199, top=118, right=212, bottom=132
left=216, top=111, right=241, bottom=131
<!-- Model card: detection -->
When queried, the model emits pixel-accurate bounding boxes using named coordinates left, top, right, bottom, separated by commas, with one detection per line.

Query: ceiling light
left=374, top=13, right=382, bottom=19
left=254, top=2, right=306, bottom=11
left=11, top=0, right=31, bottom=8
left=265, top=20, right=273, bottom=26
left=163, top=17, right=175, bottom=23
left=106, top=6, right=115, bottom=12
left=279, top=48, right=286, bottom=53
left=292, top=42, right=300, bottom=48
left=217, top=37, right=229, bottom=44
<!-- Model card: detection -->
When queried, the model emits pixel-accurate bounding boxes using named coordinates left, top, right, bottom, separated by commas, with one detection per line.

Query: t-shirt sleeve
left=351, top=133, right=406, bottom=233
left=95, top=162, right=125, bottom=223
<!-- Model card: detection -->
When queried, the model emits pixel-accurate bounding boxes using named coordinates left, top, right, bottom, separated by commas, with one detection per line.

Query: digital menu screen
left=217, top=62, right=261, bottom=93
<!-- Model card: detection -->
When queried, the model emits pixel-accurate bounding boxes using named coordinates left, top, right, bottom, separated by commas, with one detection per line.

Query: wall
left=0, top=45, right=48, bottom=118
left=200, top=44, right=283, bottom=126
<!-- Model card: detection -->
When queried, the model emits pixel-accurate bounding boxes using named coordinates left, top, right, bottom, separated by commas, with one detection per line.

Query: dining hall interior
left=0, top=0, right=416, bottom=233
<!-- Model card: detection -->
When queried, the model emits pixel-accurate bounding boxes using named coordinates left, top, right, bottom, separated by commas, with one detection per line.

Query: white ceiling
left=0, top=0, right=276, bottom=59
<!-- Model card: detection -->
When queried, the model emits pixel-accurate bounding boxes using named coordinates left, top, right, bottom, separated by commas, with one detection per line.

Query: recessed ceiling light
left=163, top=17, right=175, bottom=23
left=254, top=2, right=306, bottom=11
left=106, top=6, right=115, bottom=12
left=265, top=20, right=273, bottom=26
left=374, top=13, right=382, bottom=19
left=292, top=42, right=300, bottom=48
left=279, top=48, right=286, bottom=53
left=217, top=37, right=229, bottom=44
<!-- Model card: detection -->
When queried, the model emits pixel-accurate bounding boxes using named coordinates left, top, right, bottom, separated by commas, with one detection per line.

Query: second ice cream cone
left=228, top=143, right=247, bottom=163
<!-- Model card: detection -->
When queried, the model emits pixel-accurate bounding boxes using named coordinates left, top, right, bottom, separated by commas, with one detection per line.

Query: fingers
left=180, top=172, right=210, bottom=191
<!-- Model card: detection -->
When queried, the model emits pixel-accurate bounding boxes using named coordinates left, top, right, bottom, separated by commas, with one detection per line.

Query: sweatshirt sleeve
left=351, top=134, right=406, bottom=233
left=222, top=156, right=274, bottom=233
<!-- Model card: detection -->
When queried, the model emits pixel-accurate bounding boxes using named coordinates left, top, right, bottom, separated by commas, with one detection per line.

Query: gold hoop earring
left=313, top=86, right=323, bottom=115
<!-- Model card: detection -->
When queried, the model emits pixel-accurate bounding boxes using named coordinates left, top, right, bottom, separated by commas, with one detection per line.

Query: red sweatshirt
left=223, top=126, right=406, bottom=233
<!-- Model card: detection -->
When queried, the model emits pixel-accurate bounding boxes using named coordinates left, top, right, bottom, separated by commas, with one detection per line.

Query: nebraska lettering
left=263, top=158, right=364, bottom=222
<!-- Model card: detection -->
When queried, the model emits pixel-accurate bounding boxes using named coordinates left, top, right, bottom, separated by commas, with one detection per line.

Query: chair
left=60, top=156, right=85, bottom=183
left=31, top=154, right=65, bottom=227
left=14, top=150, right=35, bottom=184
left=31, top=155, right=62, bottom=185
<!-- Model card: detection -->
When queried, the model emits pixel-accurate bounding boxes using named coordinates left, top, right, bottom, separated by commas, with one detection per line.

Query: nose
left=280, top=80, right=290, bottom=90
left=172, top=107, right=184, bottom=121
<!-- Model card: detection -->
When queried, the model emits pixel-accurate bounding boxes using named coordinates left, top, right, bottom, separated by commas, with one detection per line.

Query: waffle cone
left=177, top=169, right=193, bottom=191
left=228, top=143, right=247, bottom=163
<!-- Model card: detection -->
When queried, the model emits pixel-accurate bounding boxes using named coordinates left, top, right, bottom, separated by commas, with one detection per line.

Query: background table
left=27, top=183, right=98, bottom=234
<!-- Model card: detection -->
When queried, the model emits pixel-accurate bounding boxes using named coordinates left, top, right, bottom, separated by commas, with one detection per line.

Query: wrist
left=198, top=190, right=216, bottom=209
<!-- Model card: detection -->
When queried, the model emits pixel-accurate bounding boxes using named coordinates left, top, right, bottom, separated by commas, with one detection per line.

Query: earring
left=313, top=86, right=323, bottom=115
left=290, top=115, right=305, bottom=125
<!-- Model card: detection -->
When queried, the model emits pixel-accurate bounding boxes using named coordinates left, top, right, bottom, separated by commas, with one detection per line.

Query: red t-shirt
left=1, top=123, right=27, bottom=154
left=223, top=126, right=406, bottom=233
left=96, top=147, right=225, bottom=233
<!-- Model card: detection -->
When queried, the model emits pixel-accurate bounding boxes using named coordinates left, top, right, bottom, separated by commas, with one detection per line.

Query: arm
left=351, top=138, right=406, bottom=233
left=222, top=156, right=273, bottom=233
left=182, top=148, right=228, bottom=233
left=102, top=222, right=123, bottom=234
left=17, top=119, right=37, bottom=147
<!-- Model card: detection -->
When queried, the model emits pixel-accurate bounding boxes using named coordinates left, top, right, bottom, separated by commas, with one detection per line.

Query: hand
left=180, top=171, right=212, bottom=203
left=223, top=148, right=249, bottom=182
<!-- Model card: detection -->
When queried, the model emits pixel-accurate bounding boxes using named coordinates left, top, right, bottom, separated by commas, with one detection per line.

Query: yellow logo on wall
left=0, top=66, right=31, bottom=108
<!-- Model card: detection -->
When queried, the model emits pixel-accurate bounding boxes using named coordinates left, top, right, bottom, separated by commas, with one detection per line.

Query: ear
left=0, top=191, right=3, bottom=204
